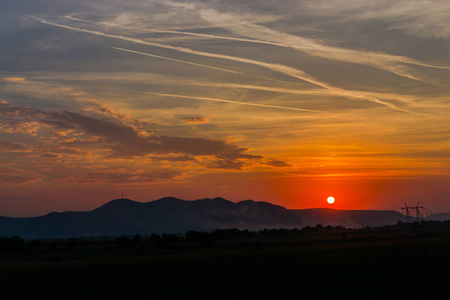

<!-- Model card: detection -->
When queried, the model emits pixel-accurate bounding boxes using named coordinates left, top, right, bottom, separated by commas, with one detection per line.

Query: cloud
left=35, top=18, right=420, bottom=114
left=150, top=154, right=197, bottom=162
left=195, top=7, right=450, bottom=77
left=178, top=116, right=209, bottom=124
left=73, top=169, right=182, bottom=184
left=136, top=90, right=322, bottom=113
left=2, top=77, right=27, bottom=83
left=0, top=168, right=41, bottom=184
left=0, top=142, right=32, bottom=152
left=29, top=71, right=423, bottom=112
left=0, top=100, right=262, bottom=168
left=91, top=3, right=450, bottom=77
left=111, top=47, right=244, bottom=76
left=0, top=100, right=48, bottom=135
left=265, top=159, right=291, bottom=168
left=301, top=0, right=450, bottom=39
left=207, top=159, right=246, bottom=170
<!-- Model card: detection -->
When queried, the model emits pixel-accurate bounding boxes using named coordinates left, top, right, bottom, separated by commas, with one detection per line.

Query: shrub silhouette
left=0, top=236, right=25, bottom=254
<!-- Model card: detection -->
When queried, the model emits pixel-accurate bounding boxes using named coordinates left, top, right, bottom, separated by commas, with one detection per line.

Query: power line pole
left=401, top=203, right=413, bottom=223
left=414, top=202, right=425, bottom=222
left=401, top=202, right=425, bottom=223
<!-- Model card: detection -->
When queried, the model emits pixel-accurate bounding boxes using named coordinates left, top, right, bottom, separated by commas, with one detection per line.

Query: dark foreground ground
left=1, top=223, right=450, bottom=299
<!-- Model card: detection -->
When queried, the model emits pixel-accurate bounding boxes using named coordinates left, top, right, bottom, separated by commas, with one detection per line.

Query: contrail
left=36, top=17, right=423, bottom=114
left=137, top=91, right=322, bottom=113
left=29, top=71, right=420, bottom=107
left=111, top=47, right=304, bottom=86
left=34, top=17, right=345, bottom=90
left=66, top=15, right=284, bottom=47
left=196, top=8, right=450, bottom=75
left=67, top=15, right=450, bottom=73
left=112, top=47, right=244, bottom=75
left=112, top=46, right=420, bottom=115
left=23, top=77, right=321, bottom=113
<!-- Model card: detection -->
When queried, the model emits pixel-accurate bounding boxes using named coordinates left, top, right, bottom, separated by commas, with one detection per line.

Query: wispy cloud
left=154, top=2, right=450, bottom=76
left=128, top=89, right=323, bottom=113
left=111, top=47, right=245, bottom=76
left=110, top=46, right=420, bottom=114
left=301, top=0, right=450, bottom=39
left=2, top=77, right=27, bottom=83
left=72, top=168, right=182, bottom=184
left=0, top=142, right=32, bottom=152
left=67, top=12, right=450, bottom=78
left=0, top=168, right=41, bottom=184
left=196, top=8, right=450, bottom=76
left=29, top=71, right=423, bottom=109
left=36, top=17, right=430, bottom=114
left=178, top=116, right=209, bottom=124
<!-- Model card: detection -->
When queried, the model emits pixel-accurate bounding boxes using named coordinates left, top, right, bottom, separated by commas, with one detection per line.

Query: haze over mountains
left=0, top=197, right=445, bottom=238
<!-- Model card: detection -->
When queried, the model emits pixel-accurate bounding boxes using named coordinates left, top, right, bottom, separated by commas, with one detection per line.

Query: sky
left=1, top=0, right=450, bottom=217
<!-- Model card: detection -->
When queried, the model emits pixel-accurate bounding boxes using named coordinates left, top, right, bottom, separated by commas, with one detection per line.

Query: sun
left=327, top=196, right=335, bottom=204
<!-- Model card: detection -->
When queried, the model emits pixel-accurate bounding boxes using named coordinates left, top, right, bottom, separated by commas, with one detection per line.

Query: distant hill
left=290, top=208, right=405, bottom=228
left=0, top=197, right=420, bottom=238
left=426, top=213, right=450, bottom=222
left=0, top=197, right=299, bottom=238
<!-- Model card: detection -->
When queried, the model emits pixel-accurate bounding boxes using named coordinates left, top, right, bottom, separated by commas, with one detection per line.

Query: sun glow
left=327, top=196, right=335, bottom=204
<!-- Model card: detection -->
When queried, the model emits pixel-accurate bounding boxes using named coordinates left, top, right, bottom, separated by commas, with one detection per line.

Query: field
left=1, top=222, right=450, bottom=299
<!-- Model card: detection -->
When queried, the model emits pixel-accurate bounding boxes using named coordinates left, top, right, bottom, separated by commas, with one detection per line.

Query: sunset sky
left=1, top=0, right=450, bottom=217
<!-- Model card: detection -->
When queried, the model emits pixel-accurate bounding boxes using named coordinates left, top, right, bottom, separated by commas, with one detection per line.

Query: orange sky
left=1, top=0, right=450, bottom=217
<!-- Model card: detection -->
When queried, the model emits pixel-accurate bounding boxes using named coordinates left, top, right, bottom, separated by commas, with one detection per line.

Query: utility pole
left=401, top=202, right=425, bottom=223
left=401, top=203, right=413, bottom=223
left=414, top=202, right=425, bottom=222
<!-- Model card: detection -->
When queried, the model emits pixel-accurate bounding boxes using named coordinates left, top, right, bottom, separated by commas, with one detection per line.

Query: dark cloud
left=38, top=153, right=61, bottom=159
left=152, top=154, right=197, bottom=162
left=0, top=168, right=41, bottom=184
left=178, top=116, right=209, bottom=124
left=0, top=142, right=31, bottom=152
left=0, top=101, right=44, bottom=120
left=0, top=101, right=263, bottom=168
left=0, top=175, right=38, bottom=184
left=207, top=159, right=247, bottom=170
left=266, top=159, right=291, bottom=167
left=47, top=110, right=262, bottom=165
left=155, top=135, right=260, bottom=159
left=54, top=147, right=82, bottom=155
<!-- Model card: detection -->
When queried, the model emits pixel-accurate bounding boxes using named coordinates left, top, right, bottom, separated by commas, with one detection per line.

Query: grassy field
left=1, top=223, right=450, bottom=299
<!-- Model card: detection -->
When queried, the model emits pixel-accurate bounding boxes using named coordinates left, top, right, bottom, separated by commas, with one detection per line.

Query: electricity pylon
left=413, top=202, right=425, bottom=222
left=401, top=203, right=413, bottom=223
left=401, top=202, right=425, bottom=223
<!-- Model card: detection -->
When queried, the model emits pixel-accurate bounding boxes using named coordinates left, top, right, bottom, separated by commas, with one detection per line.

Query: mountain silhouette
left=290, top=208, right=406, bottom=229
left=425, top=213, right=450, bottom=221
left=0, top=197, right=426, bottom=238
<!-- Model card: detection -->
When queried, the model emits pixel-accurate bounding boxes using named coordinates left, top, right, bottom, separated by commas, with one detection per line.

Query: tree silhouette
left=149, top=233, right=162, bottom=243
left=133, top=234, right=142, bottom=246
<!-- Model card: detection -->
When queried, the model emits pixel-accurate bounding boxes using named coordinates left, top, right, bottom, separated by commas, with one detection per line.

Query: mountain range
left=0, top=197, right=444, bottom=238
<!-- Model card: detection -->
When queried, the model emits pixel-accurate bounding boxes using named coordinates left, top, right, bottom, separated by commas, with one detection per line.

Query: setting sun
left=327, top=196, right=335, bottom=204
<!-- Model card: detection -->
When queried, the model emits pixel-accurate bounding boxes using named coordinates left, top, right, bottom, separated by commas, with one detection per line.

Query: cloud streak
left=111, top=46, right=419, bottom=114
left=29, top=71, right=423, bottom=110
left=197, top=8, right=450, bottom=75
left=300, top=0, right=450, bottom=39
left=125, top=88, right=323, bottom=113
left=35, top=18, right=422, bottom=114
left=69, top=11, right=450, bottom=73
left=111, top=47, right=245, bottom=76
